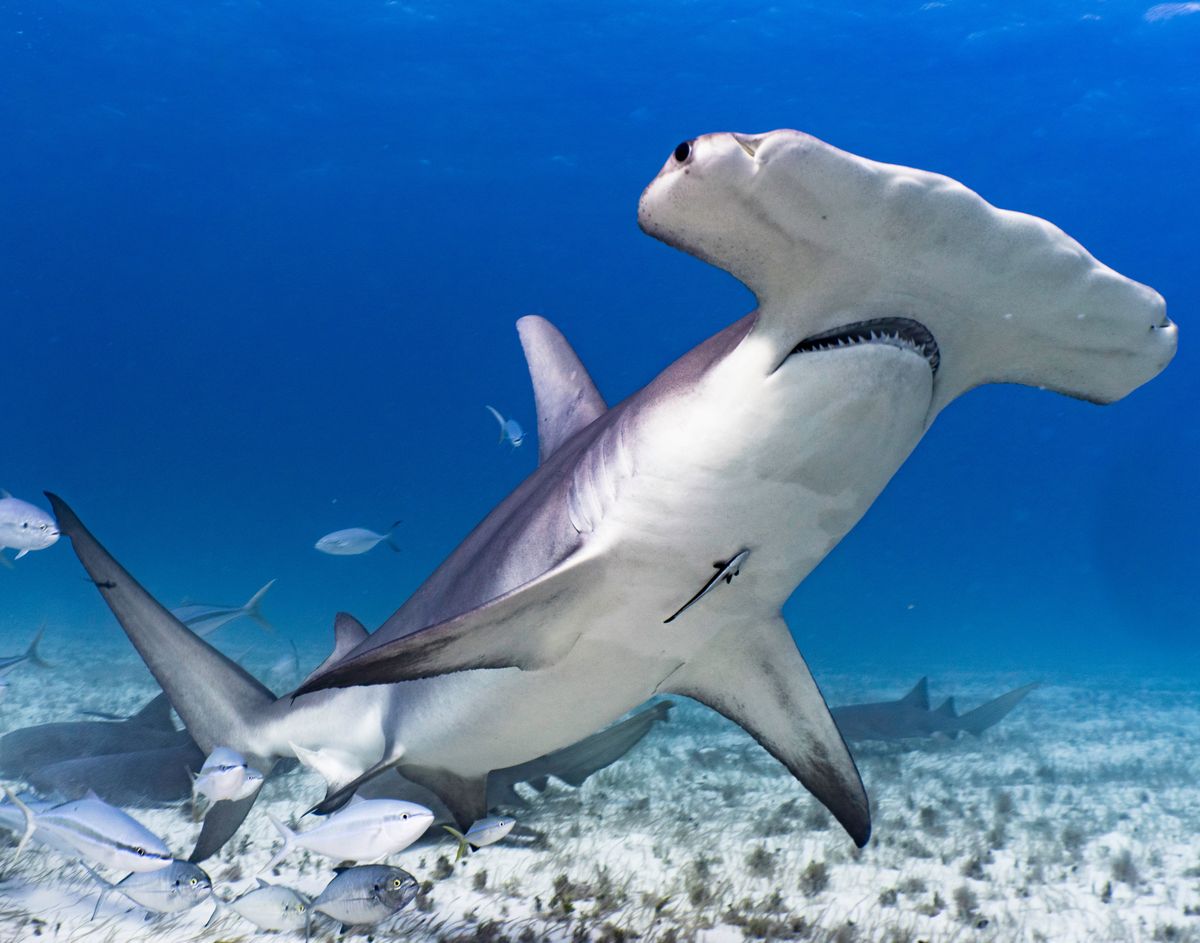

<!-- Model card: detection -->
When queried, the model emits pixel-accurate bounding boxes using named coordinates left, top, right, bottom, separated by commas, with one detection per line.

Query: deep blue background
left=2, top=1, right=1197, bottom=682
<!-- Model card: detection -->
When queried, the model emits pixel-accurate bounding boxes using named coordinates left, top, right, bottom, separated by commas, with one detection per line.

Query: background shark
left=831, top=678, right=1039, bottom=743
left=51, top=129, right=1174, bottom=860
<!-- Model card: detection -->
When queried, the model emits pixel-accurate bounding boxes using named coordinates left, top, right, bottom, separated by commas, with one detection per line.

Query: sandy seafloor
left=1, top=641, right=1198, bottom=943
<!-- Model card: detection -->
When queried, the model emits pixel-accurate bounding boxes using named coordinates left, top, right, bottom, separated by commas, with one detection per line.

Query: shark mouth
left=786, top=317, right=940, bottom=375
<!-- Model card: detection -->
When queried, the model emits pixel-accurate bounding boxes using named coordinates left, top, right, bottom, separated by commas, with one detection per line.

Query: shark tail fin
left=45, top=493, right=278, bottom=860
left=262, top=813, right=296, bottom=874
left=442, top=824, right=471, bottom=863
left=25, top=623, right=53, bottom=669
left=956, top=683, right=1040, bottom=736
left=82, top=863, right=116, bottom=920
left=4, top=788, right=37, bottom=861
left=243, top=580, right=276, bottom=632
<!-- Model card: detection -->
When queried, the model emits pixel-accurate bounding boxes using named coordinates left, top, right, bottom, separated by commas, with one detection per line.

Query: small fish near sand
left=191, top=747, right=263, bottom=804
left=443, top=815, right=516, bottom=861
left=171, top=579, right=275, bottom=637
left=0, top=491, right=59, bottom=566
left=485, top=404, right=526, bottom=448
left=0, top=625, right=52, bottom=677
left=263, top=797, right=434, bottom=872
left=222, top=878, right=311, bottom=932
left=310, top=865, right=418, bottom=933
left=85, top=858, right=212, bottom=918
left=315, top=523, right=401, bottom=556
left=2, top=789, right=172, bottom=872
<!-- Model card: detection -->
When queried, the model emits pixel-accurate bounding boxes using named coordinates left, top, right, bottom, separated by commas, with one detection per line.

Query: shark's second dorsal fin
left=127, top=692, right=176, bottom=730
left=516, top=315, right=607, bottom=465
left=301, top=613, right=370, bottom=686
left=934, top=697, right=957, bottom=718
left=900, top=678, right=930, bottom=710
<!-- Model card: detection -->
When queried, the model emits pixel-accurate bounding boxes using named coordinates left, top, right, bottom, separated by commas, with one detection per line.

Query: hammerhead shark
left=832, top=678, right=1039, bottom=743
left=48, top=129, right=1175, bottom=860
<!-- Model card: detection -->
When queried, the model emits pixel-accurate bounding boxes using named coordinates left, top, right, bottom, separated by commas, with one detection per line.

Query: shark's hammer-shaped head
left=638, top=130, right=1176, bottom=418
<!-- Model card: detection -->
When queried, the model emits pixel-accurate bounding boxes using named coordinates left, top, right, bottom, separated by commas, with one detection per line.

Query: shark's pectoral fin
left=189, top=755, right=274, bottom=863
left=660, top=614, right=870, bottom=846
left=293, top=549, right=600, bottom=695
left=400, top=765, right=488, bottom=829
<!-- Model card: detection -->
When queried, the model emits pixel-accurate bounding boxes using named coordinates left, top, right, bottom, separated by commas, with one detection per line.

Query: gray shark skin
left=832, top=678, right=1039, bottom=743
left=29, top=741, right=205, bottom=806
left=50, top=129, right=1175, bottom=859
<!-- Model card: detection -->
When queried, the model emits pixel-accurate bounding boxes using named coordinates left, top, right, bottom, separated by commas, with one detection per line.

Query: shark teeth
left=787, top=317, right=941, bottom=375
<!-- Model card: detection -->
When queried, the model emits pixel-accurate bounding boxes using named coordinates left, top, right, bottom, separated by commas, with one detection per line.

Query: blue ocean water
left=2, top=0, right=1196, bottom=684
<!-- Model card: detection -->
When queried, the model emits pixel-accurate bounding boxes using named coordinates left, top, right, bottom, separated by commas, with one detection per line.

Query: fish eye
left=674, top=140, right=692, bottom=163
left=190, top=878, right=198, bottom=886
left=392, top=879, right=402, bottom=889
left=401, top=813, right=408, bottom=820
left=21, top=522, right=28, bottom=529
left=298, top=904, right=306, bottom=912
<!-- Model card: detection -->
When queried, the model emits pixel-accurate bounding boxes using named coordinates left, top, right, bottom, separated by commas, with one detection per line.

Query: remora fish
left=485, top=405, right=526, bottom=448
left=0, top=625, right=52, bottom=676
left=315, top=525, right=401, bottom=556
left=832, top=678, right=1040, bottom=743
left=310, top=865, right=418, bottom=932
left=85, top=859, right=212, bottom=918
left=0, top=490, right=59, bottom=563
left=443, top=815, right=515, bottom=861
left=263, top=798, right=433, bottom=872
left=171, top=580, right=275, bottom=637
left=2, top=789, right=172, bottom=871
left=50, top=130, right=1175, bottom=860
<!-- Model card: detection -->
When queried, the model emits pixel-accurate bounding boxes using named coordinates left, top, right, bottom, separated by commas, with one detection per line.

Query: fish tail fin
left=442, top=824, right=470, bottom=863
left=0, top=552, right=12, bottom=570
left=956, top=682, right=1040, bottom=736
left=82, top=863, right=116, bottom=920
left=26, top=622, right=53, bottom=669
left=244, top=579, right=276, bottom=632
left=386, top=520, right=402, bottom=553
left=4, top=788, right=37, bottom=861
left=203, top=892, right=227, bottom=929
left=262, top=813, right=296, bottom=873
left=45, top=494, right=278, bottom=860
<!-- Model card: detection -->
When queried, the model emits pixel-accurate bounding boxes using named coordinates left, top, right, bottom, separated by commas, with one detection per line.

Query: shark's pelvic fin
left=900, top=677, right=930, bottom=710
left=293, top=548, right=600, bottom=695
left=400, top=765, right=489, bottom=829
left=308, top=754, right=405, bottom=816
left=660, top=614, right=870, bottom=846
left=301, top=613, right=370, bottom=686
left=516, top=315, right=607, bottom=465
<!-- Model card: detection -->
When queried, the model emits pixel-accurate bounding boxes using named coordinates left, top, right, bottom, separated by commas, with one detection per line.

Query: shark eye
left=674, top=141, right=692, bottom=163
left=135, top=847, right=145, bottom=856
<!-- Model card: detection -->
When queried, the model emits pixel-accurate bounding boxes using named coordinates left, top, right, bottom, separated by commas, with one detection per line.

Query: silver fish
left=85, top=859, right=212, bottom=917
left=171, top=579, right=275, bottom=637
left=0, top=491, right=59, bottom=563
left=192, top=747, right=263, bottom=803
left=443, top=815, right=516, bottom=861
left=315, top=524, right=400, bottom=556
left=3, top=789, right=172, bottom=871
left=224, top=878, right=310, bottom=931
left=263, top=798, right=433, bottom=872
left=0, top=624, right=52, bottom=676
left=310, top=865, right=418, bottom=931
left=485, top=404, right=525, bottom=448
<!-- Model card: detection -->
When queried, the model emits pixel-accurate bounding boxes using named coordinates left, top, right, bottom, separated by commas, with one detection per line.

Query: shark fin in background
left=128, top=692, right=176, bottom=730
left=292, top=548, right=601, bottom=695
left=301, top=613, right=371, bottom=685
left=934, top=696, right=957, bottom=718
left=516, top=315, right=607, bottom=465
left=900, top=677, right=930, bottom=710
left=400, top=765, right=488, bottom=829
left=660, top=613, right=870, bottom=847
left=956, top=682, right=1040, bottom=736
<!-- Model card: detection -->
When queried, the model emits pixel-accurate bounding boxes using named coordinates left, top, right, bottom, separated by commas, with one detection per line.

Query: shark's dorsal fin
left=292, top=546, right=601, bottom=695
left=659, top=613, right=870, bottom=846
left=516, top=315, right=607, bottom=465
left=301, top=613, right=370, bottom=686
left=900, top=678, right=930, bottom=710
left=127, top=692, right=176, bottom=730
left=934, top=697, right=957, bottom=718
